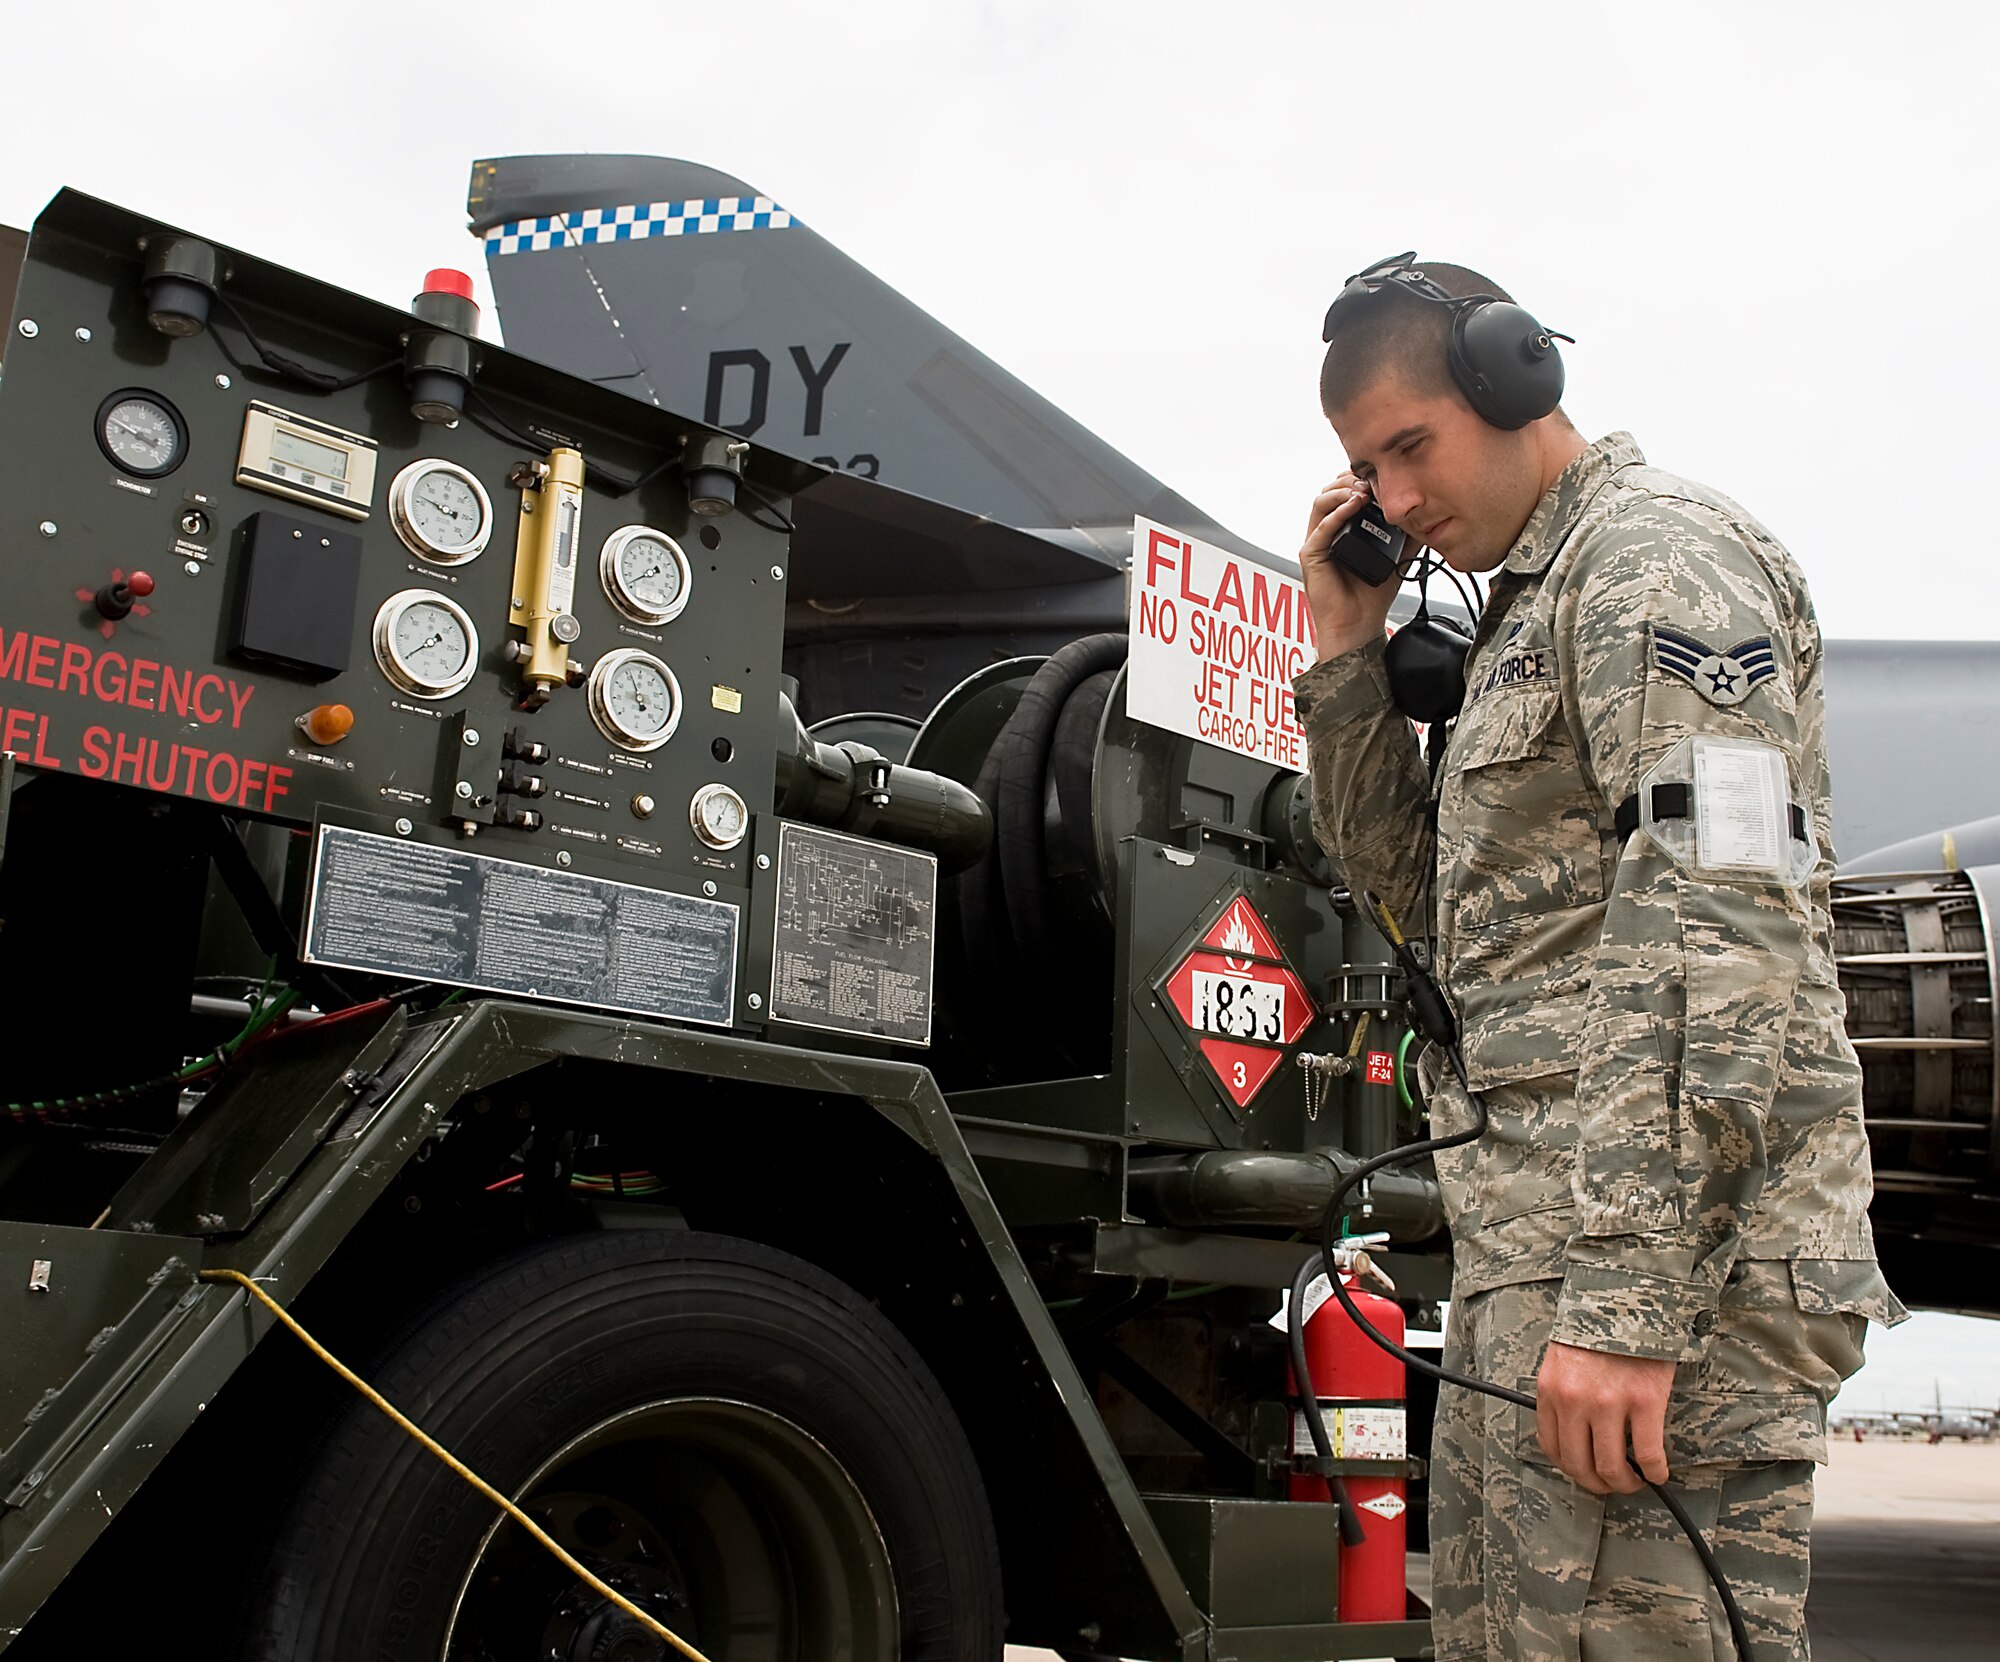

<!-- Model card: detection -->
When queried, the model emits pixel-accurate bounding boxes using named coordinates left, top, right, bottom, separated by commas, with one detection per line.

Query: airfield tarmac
left=1808, top=1437, right=2000, bottom=1661
left=1006, top=1438, right=2000, bottom=1661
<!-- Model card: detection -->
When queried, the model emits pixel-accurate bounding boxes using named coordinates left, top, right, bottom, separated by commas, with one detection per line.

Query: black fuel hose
left=990, top=633, right=1128, bottom=976
left=958, top=634, right=1126, bottom=1074
left=1289, top=891, right=1757, bottom=1662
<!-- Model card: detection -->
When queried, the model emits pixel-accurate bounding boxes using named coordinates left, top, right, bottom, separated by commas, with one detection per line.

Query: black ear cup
left=1448, top=300, right=1567, bottom=430
left=1384, top=613, right=1471, bottom=724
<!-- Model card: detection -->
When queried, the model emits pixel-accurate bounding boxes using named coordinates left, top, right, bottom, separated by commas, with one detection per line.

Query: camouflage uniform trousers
left=1429, top=1276, right=1861, bottom=1661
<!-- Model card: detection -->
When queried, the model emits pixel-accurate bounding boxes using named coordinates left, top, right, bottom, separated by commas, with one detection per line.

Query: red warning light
left=422, top=268, right=476, bottom=302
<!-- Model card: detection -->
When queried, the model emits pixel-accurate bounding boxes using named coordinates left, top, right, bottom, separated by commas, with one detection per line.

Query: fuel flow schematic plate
left=769, top=822, right=937, bottom=1045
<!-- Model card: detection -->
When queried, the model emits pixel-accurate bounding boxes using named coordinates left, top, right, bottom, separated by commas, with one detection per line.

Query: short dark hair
left=1319, top=261, right=1512, bottom=417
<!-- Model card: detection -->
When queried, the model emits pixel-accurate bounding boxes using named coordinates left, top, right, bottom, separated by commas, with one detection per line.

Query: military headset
left=1320, top=250, right=1571, bottom=429
left=1320, top=252, right=1572, bottom=729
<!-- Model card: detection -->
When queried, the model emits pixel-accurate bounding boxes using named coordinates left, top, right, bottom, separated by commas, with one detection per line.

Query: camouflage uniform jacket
left=1292, top=432, right=1904, bottom=1363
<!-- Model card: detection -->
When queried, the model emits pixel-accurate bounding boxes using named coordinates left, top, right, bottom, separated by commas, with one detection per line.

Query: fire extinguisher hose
left=1288, top=891, right=1757, bottom=1662
left=1283, top=1249, right=1369, bottom=1548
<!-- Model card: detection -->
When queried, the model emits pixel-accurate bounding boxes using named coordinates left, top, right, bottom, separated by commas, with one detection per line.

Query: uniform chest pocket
left=1444, top=680, right=1607, bottom=929
left=1455, top=681, right=1563, bottom=768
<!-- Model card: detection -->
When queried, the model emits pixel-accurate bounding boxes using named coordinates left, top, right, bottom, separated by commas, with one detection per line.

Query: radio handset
left=1327, top=499, right=1409, bottom=587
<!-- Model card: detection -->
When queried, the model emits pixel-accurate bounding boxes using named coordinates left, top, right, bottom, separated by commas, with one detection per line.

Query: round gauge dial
left=95, top=389, right=187, bottom=478
left=372, top=589, right=480, bottom=698
left=690, top=783, right=749, bottom=850
left=587, top=648, right=682, bottom=752
left=389, top=459, right=494, bottom=564
left=600, top=525, right=692, bottom=625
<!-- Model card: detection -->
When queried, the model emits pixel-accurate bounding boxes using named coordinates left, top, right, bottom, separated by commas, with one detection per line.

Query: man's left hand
left=1535, top=1341, right=1676, bottom=1495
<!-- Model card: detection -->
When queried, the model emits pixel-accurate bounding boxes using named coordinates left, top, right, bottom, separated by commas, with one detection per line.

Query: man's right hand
left=1299, top=473, right=1402, bottom=662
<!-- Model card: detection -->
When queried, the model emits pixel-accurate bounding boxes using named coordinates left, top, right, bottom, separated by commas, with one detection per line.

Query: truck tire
left=239, top=1229, right=1003, bottom=1662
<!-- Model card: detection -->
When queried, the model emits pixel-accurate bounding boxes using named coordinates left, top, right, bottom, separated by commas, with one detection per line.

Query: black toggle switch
left=94, top=570, right=155, bottom=621
left=503, top=727, right=549, bottom=764
left=498, top=762, right=546, bottom=798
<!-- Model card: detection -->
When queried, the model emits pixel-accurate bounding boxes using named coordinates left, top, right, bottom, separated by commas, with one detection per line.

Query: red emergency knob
left=94, top=570, right=155, bottom=621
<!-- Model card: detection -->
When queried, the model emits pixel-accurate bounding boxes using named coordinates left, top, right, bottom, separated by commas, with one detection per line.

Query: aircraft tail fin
left=467, top=153, right=1258, bottom=575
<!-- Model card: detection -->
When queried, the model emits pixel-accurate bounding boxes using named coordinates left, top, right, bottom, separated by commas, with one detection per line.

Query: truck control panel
left=0, top=192, right=811, bottom=1031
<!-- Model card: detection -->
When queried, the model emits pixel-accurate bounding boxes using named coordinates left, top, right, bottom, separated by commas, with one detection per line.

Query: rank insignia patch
left=1651, top=626, right=1777, bottom=708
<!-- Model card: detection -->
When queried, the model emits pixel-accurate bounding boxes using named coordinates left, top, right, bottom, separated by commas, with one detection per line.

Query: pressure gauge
left=372, top=589, right=480, bottom=698
left=96, top=389, right=187, bottom=478
left=599, top=525, right=692, bottom=625
left=690, top=783, right=749, bottom=850
left=389, top=459, right=493, bottom=564
left=587, top=648, right=682, bottom=752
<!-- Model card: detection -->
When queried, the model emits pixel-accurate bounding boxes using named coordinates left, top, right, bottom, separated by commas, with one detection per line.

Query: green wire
left=1395, top=1027, right=1415, bottom=1109
left=5, top=966, right=300, bottom=1120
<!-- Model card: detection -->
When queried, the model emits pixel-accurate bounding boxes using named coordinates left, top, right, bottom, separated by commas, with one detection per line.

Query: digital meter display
left=235, top=400, right=377, bottom=521
left=270, top=428, right=348, bottom=481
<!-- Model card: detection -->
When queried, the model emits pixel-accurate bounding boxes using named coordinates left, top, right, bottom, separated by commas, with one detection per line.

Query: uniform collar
left=1500, top=431, right=1643, bottom=575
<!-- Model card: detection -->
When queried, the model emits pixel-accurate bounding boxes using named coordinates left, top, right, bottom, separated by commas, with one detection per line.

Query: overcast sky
left=4, top=0, right=1994, bottom=1403
left=6, top=1, right=1994, bottom=642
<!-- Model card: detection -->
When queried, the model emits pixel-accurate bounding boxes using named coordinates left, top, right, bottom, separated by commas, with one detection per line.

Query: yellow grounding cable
left=200, top=1268, right=713, bottom=1662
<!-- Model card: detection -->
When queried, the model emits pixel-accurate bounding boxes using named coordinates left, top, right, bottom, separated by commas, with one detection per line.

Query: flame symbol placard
left=1218, top=910, right=1258, bottom=964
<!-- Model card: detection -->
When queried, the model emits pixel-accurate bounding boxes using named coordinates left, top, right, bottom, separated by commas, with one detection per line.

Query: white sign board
left=1126, top=517, right=1317, bottom=768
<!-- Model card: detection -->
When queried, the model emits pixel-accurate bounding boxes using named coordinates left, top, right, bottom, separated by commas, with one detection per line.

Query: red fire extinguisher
left=1287, top=1269, right=1407, bottom=1624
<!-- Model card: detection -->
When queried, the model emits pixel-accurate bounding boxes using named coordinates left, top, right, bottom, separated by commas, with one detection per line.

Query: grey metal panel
left=1823, top=639, right=2000, bottom=860
left=1839, top=813, right=2000, bottom=877
left=0, top=1226, right=198, bottom=1502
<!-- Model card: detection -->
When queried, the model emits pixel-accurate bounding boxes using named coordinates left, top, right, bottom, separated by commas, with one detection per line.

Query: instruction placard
left=303, top=824, right=737, bottom=1025
left=1693, top=738, right=1787, bottom=874
left=1127, top=517, right=1316, bottom=767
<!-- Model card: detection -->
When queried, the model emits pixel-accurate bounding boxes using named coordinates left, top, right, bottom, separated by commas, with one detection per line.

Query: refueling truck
left=0, top=190, right=1991, bottom=1662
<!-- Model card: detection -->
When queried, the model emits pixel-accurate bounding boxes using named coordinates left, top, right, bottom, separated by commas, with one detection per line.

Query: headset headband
left=1322, top=251, right=1496, bottom=342
left=1319, top=249, right=1573, bottom=431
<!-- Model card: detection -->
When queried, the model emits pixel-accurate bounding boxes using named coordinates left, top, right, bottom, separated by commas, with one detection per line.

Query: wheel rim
left=442, top=1397, right=899, bottom=1662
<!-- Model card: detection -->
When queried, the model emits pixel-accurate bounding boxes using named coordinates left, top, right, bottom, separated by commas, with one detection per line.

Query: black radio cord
left=1289, top=891, right=1756, bottom=1662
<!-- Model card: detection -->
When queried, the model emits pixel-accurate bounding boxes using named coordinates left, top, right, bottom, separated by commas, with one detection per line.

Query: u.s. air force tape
left=1620, top=736, right=1816, bottom=888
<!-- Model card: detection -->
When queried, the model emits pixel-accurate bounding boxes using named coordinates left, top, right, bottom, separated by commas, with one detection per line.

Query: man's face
left=1329, top=371, right=1542, bottom=572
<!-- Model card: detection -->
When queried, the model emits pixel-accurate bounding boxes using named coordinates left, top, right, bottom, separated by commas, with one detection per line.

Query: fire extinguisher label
left=1359, top=1491, right=1407, bottom=1520
left=1292, top=1404, right=1408, bottom=1459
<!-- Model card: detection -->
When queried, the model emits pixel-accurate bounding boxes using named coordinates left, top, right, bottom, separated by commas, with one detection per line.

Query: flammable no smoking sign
left=1160, top=893, right=1317, bottom=1109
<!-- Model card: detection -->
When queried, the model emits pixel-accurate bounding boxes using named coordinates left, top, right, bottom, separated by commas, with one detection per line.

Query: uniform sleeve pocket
left=1573, top=1011, right=1683, bottom=1236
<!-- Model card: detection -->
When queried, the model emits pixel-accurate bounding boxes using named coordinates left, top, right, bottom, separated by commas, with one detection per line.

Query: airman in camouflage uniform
left=1292, top=259, right=1905, bottom=1660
